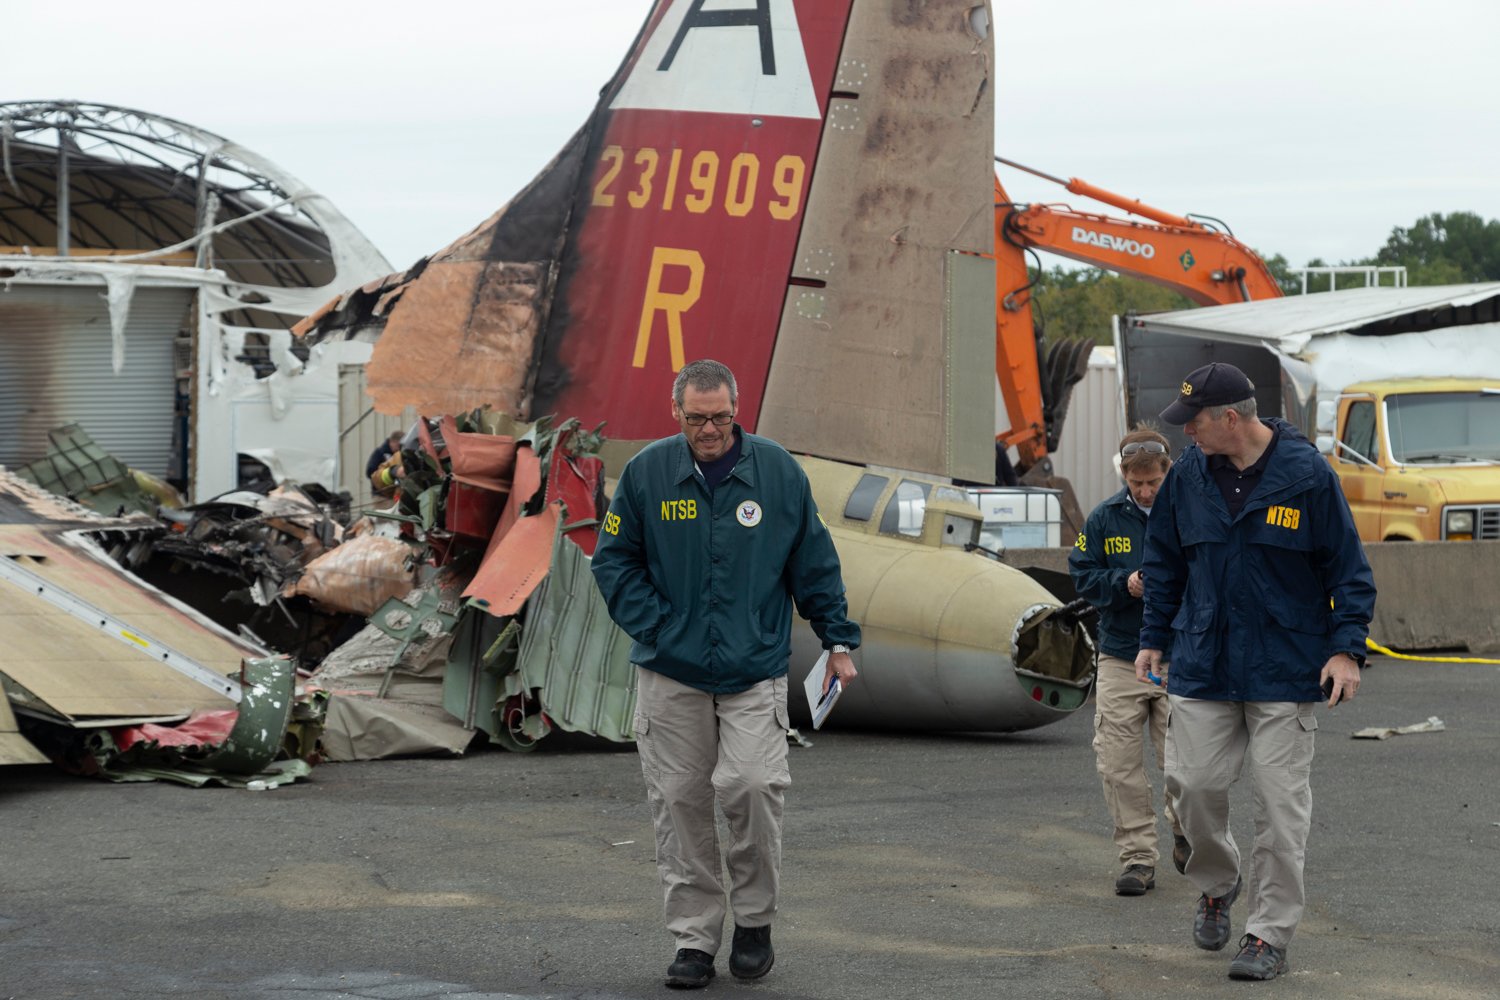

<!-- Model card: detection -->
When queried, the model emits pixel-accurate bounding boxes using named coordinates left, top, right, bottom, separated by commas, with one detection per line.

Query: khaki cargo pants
left=1165, top=696, right=1318, bottom=949
left=1093, top=654, right=1182, bottom=867
left=633, top=667, right=791, bottom=955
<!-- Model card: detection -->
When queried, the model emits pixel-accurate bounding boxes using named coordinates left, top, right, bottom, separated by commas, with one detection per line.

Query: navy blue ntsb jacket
left=1139, top=419, right=1376, bottom=702
left=1069, top=488, right=1168, bottom=661
left=590, top=428, right=861, bottom=695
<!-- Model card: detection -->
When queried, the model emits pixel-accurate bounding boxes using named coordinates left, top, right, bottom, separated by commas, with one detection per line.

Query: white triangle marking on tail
left=611, top=0, right=821, bottom=120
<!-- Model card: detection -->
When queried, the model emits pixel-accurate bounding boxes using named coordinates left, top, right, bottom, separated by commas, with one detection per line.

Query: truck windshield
left=1386, top=391, right=1500, bottom=464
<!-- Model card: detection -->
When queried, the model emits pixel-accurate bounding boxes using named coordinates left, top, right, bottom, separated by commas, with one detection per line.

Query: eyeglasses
left=1121, top=441, right=1168, bottom=457
left=682, top=411, right=735, bottom=427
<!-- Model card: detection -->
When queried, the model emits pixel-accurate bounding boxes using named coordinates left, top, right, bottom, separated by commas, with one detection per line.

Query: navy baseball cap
left=1160, top=362, right=1255, bottom=424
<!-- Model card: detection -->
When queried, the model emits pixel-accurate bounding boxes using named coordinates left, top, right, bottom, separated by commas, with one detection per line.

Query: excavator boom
left=1002, top=201, right=1285, bottom=306
left=990, top=163, right=1284, bottom=476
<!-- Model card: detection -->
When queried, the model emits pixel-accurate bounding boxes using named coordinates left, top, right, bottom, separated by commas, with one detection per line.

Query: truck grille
left=1481, top=506, right=1500, bottom=540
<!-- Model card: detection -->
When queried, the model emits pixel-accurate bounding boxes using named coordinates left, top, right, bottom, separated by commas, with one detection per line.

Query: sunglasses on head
left=1121, top=441, right=1167, bottom=457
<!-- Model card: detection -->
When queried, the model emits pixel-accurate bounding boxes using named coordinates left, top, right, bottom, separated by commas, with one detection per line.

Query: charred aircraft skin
left=796, top=457, right=1092, bottom=732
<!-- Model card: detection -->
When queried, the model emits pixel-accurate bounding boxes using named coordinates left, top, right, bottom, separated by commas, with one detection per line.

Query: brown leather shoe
left=1115, top=864, right=1156, bottom=896
left=1172, top=834, right=1192, bottom=874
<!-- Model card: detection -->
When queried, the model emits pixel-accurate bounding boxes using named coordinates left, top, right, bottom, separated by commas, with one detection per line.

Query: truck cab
left=1316, top=378, right=1500, bottom=541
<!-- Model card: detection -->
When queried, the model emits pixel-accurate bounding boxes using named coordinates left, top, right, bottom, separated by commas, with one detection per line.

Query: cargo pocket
left=633, top=711, right=658, bottom=776
left=1291, top=709, right=1318, bottom=772
left=768, top=676, right=791, bottom=777
left=1162, top=701, right=1178, bottom=771
left=772, top=675, right=791, bottom=732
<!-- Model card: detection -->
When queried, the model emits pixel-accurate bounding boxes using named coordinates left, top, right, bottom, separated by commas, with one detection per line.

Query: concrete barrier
left=1004, top=540, right=1500, bottom=655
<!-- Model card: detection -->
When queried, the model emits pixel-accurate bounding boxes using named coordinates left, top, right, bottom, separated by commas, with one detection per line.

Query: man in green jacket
left=592, top=359, right=861, bottom=989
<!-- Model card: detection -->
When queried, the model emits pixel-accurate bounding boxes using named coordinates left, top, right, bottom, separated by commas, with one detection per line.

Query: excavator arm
left=989, top=162, right=1284, bottom=476
left=1000, top=199, right=1284, bottom=306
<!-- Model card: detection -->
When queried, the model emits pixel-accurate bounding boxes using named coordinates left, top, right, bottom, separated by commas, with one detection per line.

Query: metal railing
left=1296, top=265, right=1408, bottom=293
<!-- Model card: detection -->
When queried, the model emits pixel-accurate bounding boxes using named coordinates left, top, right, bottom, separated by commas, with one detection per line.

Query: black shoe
left=666, top=948, right=715, bottom=989
left=1229, top=934, right=1288, bottom=980
left=729, top=924, right=774, bottom=980
left=1193, top=875, right=1242, bottom=951
left=1114, top=864, right=1156, bottom=896
left=1171, top=835, right=1192, bottom=875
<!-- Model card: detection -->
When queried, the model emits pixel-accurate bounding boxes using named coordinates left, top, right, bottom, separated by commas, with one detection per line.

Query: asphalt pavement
left=2, top=653, right=1496, bottom=1000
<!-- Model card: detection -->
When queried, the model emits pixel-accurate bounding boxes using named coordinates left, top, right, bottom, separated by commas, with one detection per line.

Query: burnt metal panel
left=362, top=260, right=550, bottom=419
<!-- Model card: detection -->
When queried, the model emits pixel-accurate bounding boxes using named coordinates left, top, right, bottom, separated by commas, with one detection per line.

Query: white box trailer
left=1114, top=282, right=1500, bottom=455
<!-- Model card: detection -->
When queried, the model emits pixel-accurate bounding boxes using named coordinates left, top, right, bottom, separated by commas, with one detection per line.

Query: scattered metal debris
left=1352, top=716, right=1446, bottom=740
left=299, top=410, right=623, bottom=759
left=0, top=468, right=321, bottom=785
left=0, top=686, right=46, bottom=765
left=14, top=422, right=182, bottom=517
left=79, top=657, right=315, bottom=788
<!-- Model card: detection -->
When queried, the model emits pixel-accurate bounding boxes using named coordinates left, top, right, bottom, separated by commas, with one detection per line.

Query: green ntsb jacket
left=590, top=427, right=861, bottom=694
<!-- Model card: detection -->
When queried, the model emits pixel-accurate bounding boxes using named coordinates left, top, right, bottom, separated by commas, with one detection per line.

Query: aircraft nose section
left=1012, top=600, right=1098, bottom=710
left=795, top=549, right=1097, bottom=733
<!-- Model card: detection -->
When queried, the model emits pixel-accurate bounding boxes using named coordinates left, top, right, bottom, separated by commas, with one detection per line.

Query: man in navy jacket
left=1135, top=363, right=1375, bottom=981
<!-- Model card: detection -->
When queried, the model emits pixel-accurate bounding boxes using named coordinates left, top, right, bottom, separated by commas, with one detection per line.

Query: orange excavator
left=988, top=157, right=1284, bottom=490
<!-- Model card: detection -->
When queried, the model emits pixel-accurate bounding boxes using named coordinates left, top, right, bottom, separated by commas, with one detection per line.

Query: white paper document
left=801, top=649, right=842, bottom=730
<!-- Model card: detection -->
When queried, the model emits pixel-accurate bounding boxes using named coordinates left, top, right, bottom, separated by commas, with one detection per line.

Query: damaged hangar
left=0, top=101, right=390, bottom=500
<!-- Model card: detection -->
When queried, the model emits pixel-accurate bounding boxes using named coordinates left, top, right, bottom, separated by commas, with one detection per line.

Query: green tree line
left=1028, top=211, right=1500, bottom=345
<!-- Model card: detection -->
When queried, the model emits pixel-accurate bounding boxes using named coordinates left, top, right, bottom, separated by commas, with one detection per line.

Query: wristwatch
left=831, top=644, right=851, bottom=655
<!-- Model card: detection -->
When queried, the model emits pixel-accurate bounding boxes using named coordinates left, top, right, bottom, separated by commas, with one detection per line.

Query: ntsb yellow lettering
left=1103, top=536, right=1132, bottom=555
left=1265, top=505, right=1301, bottom=530
left=660, top=499, right=699, bottom=521
left=1074, top=533, right=1087, bottom=551
left=603, top=511, right=622, bottom=536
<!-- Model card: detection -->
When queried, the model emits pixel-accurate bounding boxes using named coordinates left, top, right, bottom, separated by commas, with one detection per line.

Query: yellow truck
left=1316, top=377, right=1500, bottom=541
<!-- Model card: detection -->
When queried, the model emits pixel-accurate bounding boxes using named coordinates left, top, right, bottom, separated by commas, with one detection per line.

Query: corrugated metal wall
left=338, top=364, right=417, bottom=513
left=1054, top=347, right=1126, bottom=516
left=0, top=283, right=191, bottom=477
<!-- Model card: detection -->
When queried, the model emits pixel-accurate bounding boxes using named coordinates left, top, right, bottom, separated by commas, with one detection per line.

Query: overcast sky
left=7, top=0, right=1496, bottom=275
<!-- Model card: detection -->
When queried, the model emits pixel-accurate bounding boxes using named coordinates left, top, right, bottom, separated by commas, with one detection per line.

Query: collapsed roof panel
left=1125, top=282, right=1500, bottom=352
left=0, top=101, right=393, bottom=499
left=0, top=102, right=351, bottom=289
